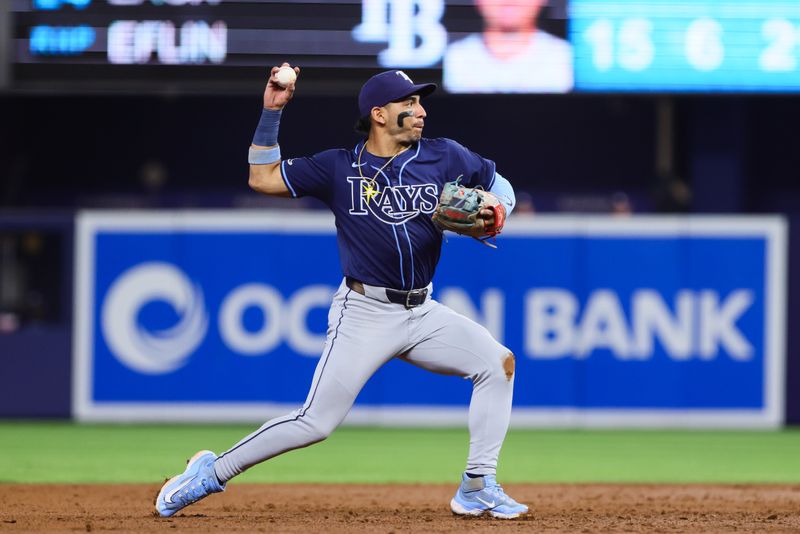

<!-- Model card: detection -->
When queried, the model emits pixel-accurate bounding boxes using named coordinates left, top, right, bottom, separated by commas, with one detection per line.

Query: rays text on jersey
left=347, top=177, right=438, bottom=225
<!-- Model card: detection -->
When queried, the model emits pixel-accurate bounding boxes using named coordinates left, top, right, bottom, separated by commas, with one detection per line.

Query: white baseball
left=275, top=66, right=297, bottom=87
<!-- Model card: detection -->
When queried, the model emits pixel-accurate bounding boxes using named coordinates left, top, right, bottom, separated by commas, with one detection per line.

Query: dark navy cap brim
left=376, top=83, right=437, bottom=112
left=396, top=82, right=437, bottom=101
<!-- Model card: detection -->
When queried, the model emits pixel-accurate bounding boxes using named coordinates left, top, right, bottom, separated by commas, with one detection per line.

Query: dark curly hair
left=354, top=115, right=371, bottom=136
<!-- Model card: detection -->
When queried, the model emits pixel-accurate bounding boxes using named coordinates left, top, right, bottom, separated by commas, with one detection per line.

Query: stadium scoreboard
left=7, top=0, right=800, bottom=93
left=572, top=1, right=800, bottom=92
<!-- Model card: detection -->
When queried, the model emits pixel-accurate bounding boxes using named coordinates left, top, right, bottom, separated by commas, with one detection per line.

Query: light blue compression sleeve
left=489, top=172, right=516, bottom=216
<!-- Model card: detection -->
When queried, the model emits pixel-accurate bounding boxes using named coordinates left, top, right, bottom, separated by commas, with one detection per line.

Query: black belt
left=346, top=277, right=429, bottom=308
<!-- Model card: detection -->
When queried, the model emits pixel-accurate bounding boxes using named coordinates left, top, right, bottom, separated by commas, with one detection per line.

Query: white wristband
left=249, top=146, right=281, bottom=165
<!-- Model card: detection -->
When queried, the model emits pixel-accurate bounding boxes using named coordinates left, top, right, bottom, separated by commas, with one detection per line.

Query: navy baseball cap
left=358, top=70, right=437, bottom=117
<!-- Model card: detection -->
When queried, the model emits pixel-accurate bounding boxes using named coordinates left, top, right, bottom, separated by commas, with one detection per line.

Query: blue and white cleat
left=450, top=473, right=529, bottom=519
left=155, top=450, right=226, bottom=517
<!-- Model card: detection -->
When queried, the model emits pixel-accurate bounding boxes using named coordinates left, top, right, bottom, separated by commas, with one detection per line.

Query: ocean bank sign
left=73, top=212, right=787, bottom=427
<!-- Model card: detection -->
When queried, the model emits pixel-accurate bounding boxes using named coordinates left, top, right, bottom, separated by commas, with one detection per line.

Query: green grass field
left=1, top=422, right=799, bottom=484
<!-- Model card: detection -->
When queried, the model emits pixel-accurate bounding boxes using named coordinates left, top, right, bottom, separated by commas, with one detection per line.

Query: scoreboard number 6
left=685, top=18, right=724, bottom=72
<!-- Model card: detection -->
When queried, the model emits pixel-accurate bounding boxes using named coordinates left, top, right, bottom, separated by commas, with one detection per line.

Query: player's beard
left=395, top=131, right=420, bottom=148
left=391, top=125, right=422, bottom=146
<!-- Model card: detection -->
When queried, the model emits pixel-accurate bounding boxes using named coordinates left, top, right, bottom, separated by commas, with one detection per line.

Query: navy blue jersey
left=280, top=137, right=496, bottom=290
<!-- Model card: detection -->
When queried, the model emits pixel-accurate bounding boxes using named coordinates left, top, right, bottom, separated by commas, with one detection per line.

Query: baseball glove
left=433, top=179, right=507, bottom=246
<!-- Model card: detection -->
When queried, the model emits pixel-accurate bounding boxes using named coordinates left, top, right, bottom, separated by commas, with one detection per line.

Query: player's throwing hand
left=263, top=63, right=300, bottom=110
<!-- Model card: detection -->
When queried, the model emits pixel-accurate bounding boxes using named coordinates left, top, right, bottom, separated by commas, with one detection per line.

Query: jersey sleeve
left=444, top=138, right=497, bottom=190
left=279, top=149, right=338, bottom=201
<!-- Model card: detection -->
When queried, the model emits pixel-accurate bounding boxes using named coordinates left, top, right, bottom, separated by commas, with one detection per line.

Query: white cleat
left=154, top=450, right=225, bottom=517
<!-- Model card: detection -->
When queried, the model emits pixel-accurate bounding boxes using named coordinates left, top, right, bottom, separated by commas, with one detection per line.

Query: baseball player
left=155, top=64, right=526, bottom=519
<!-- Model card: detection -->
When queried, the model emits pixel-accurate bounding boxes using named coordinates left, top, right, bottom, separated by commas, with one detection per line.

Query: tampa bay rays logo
left=347, top=177, right=438, bottom=225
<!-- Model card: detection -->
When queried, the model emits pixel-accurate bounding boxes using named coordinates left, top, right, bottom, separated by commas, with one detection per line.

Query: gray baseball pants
left=213, top=278, right=516, bottom=483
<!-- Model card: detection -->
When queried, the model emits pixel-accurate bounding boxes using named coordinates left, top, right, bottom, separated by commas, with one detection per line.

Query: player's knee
left=502, top=352, right=515, bottom=382
left=476, top=351, right=515, bottom=385
left=305, top=428, right=330, bottom=445
left=306, top=419, right=338, bottom=444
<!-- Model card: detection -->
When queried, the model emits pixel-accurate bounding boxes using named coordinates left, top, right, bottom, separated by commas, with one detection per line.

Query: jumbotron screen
left=7, top=0, right=800, bottom=93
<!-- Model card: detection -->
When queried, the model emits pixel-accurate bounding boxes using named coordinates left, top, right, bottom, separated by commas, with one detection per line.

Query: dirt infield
left=1, top=483, right=799, bottom=533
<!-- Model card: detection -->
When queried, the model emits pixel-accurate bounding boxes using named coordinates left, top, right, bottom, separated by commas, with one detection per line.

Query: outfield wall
left=69, top=212, right=787, bottom=428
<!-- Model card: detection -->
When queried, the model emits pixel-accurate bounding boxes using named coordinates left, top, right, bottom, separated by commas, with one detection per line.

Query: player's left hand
left=432, top=183, right=506, bottom=242
left=263, top=63, right=300, bottom=110
left=454, top=209, right=495, bottom=237
left=475, top=208, right=496, bottom=233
